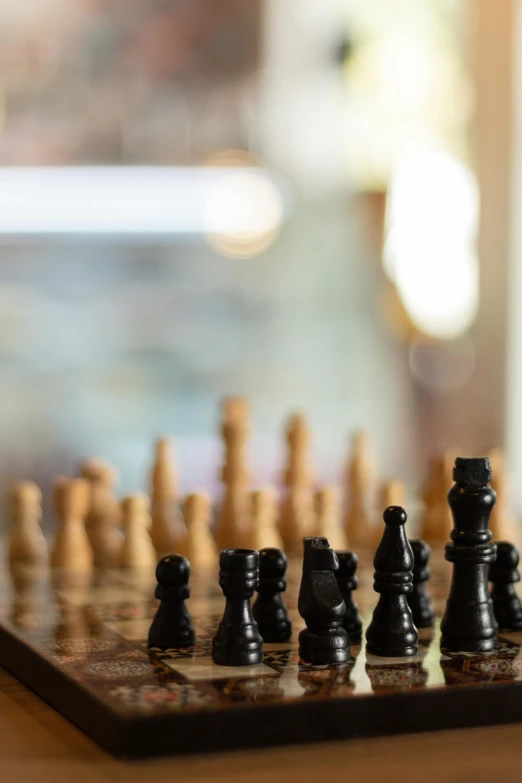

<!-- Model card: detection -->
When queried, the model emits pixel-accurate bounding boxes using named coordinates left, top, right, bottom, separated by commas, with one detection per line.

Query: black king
left=440, top=456, right=498, bottom=652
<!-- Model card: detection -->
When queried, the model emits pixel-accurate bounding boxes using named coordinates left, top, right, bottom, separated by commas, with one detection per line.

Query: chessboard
left=2, top=548, right=522, bottom=759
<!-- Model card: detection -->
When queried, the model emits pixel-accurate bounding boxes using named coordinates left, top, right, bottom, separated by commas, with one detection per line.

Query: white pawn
left=51, top=477, right=93, bottom=572
left=315, top=486, right=348, bottom=550
left=81, top=458, right=122, bottom=568
left=119, top=494, right=157, bottom=568
left=178, top=492, right=218, bottom=569
left=242, top=489, right=284, bottom=551
left=9, top=481, right=48, bottom=566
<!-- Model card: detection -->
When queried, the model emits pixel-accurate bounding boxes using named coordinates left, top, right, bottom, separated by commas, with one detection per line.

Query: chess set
left=1, top=398, right=522, bottom=759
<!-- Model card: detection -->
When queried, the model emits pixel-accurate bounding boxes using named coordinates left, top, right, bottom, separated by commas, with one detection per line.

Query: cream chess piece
left=9, top=481, right=47, bottom=566
left=315, top=486, right=347, bottom=550
left=81, top=458, right=122, bottom=568
left=178, top=492, right=218, bottom=568
left=150, top=437, right=186, bottom=557
left=119, top=494, right=157, bottom=568
left=51, top=477, right=93, bottom=572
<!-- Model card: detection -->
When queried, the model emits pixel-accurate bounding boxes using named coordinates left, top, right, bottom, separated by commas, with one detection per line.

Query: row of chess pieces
left=5, top=396, right=516, bottom=572
left=148, top=459, right=522, bottom=668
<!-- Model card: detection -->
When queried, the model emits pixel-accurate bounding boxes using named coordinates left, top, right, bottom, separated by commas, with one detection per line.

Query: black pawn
left=365, top=506, right=418, bottom=657
left=441, top=457, right=498, bottom=652
left=298, top=537, right=350, bottom=665
left=407, top=539, right=435, bottom=628
left=253, top=548, right=292, bottom=643
left=212, top=549, right=264, bottom=666
left=335, top=551, right=363, bottom=643
left=490, top=541, right=522, bottom=631
left=148, top=554, right=195, bottom=649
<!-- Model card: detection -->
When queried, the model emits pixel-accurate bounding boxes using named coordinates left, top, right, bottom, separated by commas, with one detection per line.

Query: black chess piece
left=252, top=548, right=292, bottom=643
left=489, top=541, right=522, bottom=631
left=148, top=554, right=195, bottom=649
left=335, top=551, right=363, bottom=643
left=298, top=537, right=350, bottom=665
left=212, top=549, right=264, bottom=666
left=440, top=457, right=498, bottom=652
left=365, top=506, right=418, bottom=657
left=407, top=539, right=435, bottom=628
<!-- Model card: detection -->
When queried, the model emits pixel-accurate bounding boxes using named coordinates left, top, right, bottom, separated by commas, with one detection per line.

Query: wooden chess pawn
left=150, top=437, right=186, bottom=557
left=212, top=549, right=263, bottom=667
left=51, top=477, right=93, bottom=572
left=335, top=551, right=363, bottom=643
left=407, top=539, right=435, bottom=628
left=365, top=506, right=418, bottom=657
left=489, top=541, right=522, bottom=631
left=241, top=489, right=283, bottom=551
left=177, top=493, right=218, bottom=569
left=253, top=548, right=292, bottom=642
left=315, top=487, right=347, bottom=550
left=148, top=555, right=195, bottom=649
left=9, top=481, right=47, bottom=566
left=298, top=537, right=350, bottom=665
left=119, top=494, right=157, bottom=569
left=81, top=458, right=122, bottom=568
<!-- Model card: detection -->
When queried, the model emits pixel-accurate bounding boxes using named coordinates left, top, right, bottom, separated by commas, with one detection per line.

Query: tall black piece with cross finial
left=365, top=506, right=418, bottom=657
left=440, top=456, right=498, bottom=652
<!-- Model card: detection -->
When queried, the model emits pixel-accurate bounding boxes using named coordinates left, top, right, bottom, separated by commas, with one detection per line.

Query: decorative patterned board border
left=1, top=554, right=522, bottom=758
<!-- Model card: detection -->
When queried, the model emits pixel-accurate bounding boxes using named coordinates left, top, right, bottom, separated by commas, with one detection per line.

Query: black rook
left=440, top=457, right=498, bottom=652
left=212, top=549, right=264, bottom=666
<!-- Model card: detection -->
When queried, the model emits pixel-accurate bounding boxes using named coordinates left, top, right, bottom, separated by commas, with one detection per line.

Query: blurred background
left=0, top=0, right=519, bottom=516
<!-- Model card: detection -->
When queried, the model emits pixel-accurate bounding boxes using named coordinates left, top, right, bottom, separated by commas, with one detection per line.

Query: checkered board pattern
left=1, top=550, right=522, bottom=758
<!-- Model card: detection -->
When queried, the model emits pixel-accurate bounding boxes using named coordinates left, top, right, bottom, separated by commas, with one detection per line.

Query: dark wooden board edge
left=1, top=621, right=522, bottom=758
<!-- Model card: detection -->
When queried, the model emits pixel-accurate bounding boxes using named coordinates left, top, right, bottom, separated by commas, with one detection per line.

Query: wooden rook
left=407, top=539, right=435, bottom=628
left=489, top=541, right=522, bottom=631
left=298, top=537, right=349, bottom=665
left=441, top=457, right=498, bottom=652
left=365, top=506, right=418, bottom=657
left=253, top=548, right=292, bottom=643
left=212, top=549, right=263, bottom=666
left=335, top=551, right=363, bottom=643
left=148, top=554, right=195, bottom=650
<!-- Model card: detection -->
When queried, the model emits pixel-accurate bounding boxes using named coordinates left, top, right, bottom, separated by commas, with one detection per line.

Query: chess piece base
left=298, top=627, right=350, bottom=665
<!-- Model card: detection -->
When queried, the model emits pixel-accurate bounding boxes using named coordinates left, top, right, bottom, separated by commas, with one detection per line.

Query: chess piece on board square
left=240, top=488, right=283, bottom=551
left=253, top=548, right=292, bottom=643
left=148, top=554, right=195, bottom=650
left=119, top=494, right=157, bottom=569
left=419, top=450, right=455, bottom=545
left=298, top=537, right=350, bottom=665
left=150, top=437, right=187, bottom=558
left=315, top=486, right=348, bottom=550
left=212, top=548, right=264, bottom=666
left=407, top=539, right=435, bottom=628
left=344, top=431, right=373, bottom=547
left=279, top=413, right=315, bottom=555
left=440, top=457, right=498, bottom=652
left=51, top=477, right=93, bottom=572
left=335, top=551, right=363, bottom=643
left=9, top=481, right=47, bottom=567
left=215, top=398, right=251, bottom=550
left=177, top=492, right=218, bottom=569
left=365, top=506, right=418, bottom=657
left=489, top=541, right=522, bottom=631
left=81, top=458, right=122, bottom=569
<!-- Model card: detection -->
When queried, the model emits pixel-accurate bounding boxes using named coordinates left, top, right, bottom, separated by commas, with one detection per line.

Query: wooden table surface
left=0, top=665, right=521, bottom=783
